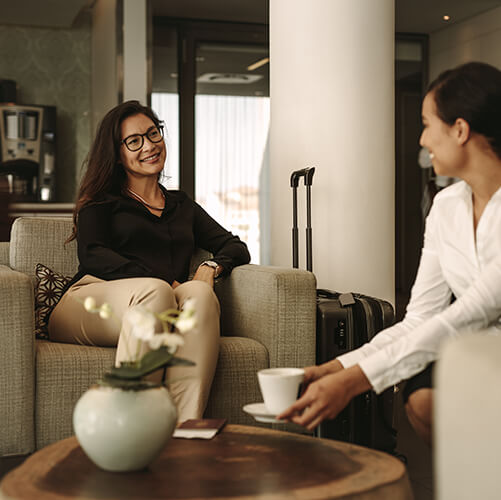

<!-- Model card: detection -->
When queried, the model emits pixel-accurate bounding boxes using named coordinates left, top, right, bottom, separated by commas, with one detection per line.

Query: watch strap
left=201, top=260, right=222, bottom=278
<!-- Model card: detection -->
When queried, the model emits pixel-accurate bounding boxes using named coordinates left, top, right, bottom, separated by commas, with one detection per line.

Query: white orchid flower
left=182, top=298, right=196, bottom=313
left=148, top=332, right=185, bottom=350
left=176, top=316, right=196, bottom=334
left=174, top=298, right=196, bottom=333
left=99, top=303, right=112, bottom=319
left=123, top=305, right=156, bottom=341
left=83, top=296, right=97, bottom=311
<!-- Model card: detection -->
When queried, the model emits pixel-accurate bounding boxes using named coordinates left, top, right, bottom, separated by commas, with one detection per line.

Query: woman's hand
left=278, top=365, right=371, bottom=430
left=305, top=359, right=344, bottom=382
left=171, top=280, right=182, bottom=289
left=192, top=264, right=217, bottom=287
left=301, top=359, right=344, bottom=393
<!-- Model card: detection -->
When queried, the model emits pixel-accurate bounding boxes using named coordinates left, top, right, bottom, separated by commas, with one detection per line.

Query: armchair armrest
left=0, top=242, right=9, bottom=266
left=216, top=264, right=317, bottom=369
left=0, top=266, right=35, bottom=456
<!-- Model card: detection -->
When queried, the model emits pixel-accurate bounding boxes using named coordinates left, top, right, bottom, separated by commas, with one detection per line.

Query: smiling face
left=419, top=92, right=465, bottom=178
left=119, top=113, right=166, bottom=181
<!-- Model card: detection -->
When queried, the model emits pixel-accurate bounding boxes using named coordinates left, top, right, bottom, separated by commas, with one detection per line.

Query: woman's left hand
left=277, top=365, right=372, bottom=430
left=192, top=264, right=217, bottom=287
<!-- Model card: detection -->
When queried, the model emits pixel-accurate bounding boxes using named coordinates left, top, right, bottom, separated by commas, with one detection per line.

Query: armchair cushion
left=35, top=336, right=269, bottom=449
left=35, top=340, right=116, bottom=450
left=34, top=263, right=72, bottom=340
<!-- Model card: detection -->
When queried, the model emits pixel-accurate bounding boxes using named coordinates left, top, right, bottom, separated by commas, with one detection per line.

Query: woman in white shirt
left=279, top=61, right=501, bottom=446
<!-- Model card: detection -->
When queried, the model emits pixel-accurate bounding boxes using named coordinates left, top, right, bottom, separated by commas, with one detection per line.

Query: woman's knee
left=405, top=388, right=433, bottom=425
left=134, top=278, right=176, bottom=310
left=178, top=280, right=220, bottom=309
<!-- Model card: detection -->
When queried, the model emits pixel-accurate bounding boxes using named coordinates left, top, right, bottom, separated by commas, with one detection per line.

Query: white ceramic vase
left=73, top=384, right=177, bottom=472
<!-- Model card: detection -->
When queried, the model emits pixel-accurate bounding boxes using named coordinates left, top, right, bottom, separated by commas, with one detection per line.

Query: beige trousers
left=48, top=275, right=220, bottom=422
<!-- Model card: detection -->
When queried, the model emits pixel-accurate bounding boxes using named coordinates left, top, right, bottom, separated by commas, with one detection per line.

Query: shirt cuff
left=337, top=349, right=366, bottom=369
left=358, top=315, right=454, bottom=394
left=359, top=349, right=436, bottom=394
left=358, top=349, right=404, bottom=394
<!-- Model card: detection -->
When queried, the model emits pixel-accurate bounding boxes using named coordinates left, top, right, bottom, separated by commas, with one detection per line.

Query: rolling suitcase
left=291, top=167, right=397, bottom=453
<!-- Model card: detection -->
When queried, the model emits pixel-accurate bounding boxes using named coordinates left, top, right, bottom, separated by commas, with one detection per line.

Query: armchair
left=435, top=334, right=501, bottom=500
left=0, top=217, right=316, bottom=457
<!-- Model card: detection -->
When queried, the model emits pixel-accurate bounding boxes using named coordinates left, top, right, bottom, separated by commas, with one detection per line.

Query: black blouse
left=69, top=187, right=250, bottom=287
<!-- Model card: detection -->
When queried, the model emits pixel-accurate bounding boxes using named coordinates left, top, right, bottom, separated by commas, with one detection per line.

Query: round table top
left=1, top=424, right=412, bottom=500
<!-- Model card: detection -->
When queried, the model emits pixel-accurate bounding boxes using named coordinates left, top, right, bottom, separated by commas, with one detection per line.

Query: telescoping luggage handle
left=291, top=167, right=315, bottom=272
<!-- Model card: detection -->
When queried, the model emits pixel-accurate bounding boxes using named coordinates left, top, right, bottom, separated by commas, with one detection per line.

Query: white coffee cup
left=257, top=367, right=305, bottom=415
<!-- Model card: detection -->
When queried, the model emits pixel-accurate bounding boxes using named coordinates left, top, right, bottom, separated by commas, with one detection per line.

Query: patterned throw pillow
left=34, top=263, right=72, bottom=340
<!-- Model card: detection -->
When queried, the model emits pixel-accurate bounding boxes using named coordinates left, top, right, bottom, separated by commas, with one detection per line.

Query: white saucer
left=243, top=402, right=284, bottom=424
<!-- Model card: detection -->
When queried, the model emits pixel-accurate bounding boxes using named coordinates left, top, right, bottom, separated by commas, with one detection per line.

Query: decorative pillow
left=34, top=263, right=72, bottom=340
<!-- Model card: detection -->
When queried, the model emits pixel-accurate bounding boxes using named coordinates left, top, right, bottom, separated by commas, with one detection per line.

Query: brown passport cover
left=177, top=418, right=227, bottom=432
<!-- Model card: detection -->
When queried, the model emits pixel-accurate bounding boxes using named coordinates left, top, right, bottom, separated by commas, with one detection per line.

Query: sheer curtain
left=152, top=92, right=270, bottom=264
left=195, top=94, right=270, bottom=264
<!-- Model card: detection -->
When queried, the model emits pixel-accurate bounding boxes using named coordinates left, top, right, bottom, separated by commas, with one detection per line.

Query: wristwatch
left=201, top=260, right=222, bottom=278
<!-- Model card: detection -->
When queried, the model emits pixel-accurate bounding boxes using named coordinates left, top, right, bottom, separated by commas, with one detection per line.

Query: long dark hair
left=427, top=62, right=501, bottom=159
left=68, top=101, right=163, bottom=242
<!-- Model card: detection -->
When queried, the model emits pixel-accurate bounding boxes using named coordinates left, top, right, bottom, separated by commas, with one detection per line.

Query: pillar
left=270, top=0, right=395, bottom=303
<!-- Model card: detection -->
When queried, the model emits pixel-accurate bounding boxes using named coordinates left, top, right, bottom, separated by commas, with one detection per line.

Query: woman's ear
left=455, top=118, right=471, bottom=146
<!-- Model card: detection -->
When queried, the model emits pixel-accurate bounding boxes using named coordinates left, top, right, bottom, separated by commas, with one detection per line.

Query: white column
left=91, top=0, right=119, bottom=135
left=91, top=0, right=148, bottom=134
left=270, top=0, right=395, bottom=303
left=123, top=0, right=148, bottom=103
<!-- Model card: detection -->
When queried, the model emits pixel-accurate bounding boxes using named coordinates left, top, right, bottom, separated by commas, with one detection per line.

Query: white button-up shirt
left=338, top=181, right=501, bottom=393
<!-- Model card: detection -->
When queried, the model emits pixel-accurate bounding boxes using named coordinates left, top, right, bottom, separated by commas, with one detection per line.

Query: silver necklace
left=127, top=187, right=165, bottom=211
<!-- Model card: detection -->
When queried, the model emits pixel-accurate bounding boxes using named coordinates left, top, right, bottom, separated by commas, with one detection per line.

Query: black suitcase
left=291, top=167, right=397, bottom=453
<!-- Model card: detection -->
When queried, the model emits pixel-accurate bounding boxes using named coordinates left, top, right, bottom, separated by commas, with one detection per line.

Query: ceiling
left=395, top=0, right=501, bottom=33
left=0, top=0, right=500, bottom=34
left=152, top=0, right=501, bottom=34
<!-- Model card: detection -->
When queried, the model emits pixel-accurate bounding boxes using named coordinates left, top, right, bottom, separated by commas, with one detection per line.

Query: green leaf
left=99, top=374, right=160, bottom=390
left=107, top=362, right=143, bottom=380
left=107, top=347, right=195, bottom=380
left=168, top=356, right=196, bottom=367
left=138, top=348, right=174, bottom=375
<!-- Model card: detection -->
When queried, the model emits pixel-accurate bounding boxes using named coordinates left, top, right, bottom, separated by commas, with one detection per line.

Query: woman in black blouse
left=49, top=101, right=250, bottom=420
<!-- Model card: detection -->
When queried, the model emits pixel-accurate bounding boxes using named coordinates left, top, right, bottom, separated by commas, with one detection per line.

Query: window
left=152, top=20, right=269, bottom=263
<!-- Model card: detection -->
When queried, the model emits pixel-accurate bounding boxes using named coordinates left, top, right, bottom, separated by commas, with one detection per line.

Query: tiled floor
left=0, top=455, right=26, bottom=480
left=394, top=390, right=434, bottom=500
left=394, top=293, right=435, bottom=499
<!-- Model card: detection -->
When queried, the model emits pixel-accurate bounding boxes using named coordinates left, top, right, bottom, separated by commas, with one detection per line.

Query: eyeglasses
left=121, top=125, right=164, bottom=152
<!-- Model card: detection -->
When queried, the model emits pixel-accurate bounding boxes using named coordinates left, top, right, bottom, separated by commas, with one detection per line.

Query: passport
left=173, top=419, right=227, bottom=439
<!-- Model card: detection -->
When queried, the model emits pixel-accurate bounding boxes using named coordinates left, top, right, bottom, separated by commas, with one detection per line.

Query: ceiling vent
left=197, top=73, right=263, bottom=84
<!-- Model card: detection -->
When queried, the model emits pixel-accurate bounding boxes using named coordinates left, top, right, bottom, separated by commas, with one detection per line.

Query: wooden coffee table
left=0, top=425, right=412, bottom=499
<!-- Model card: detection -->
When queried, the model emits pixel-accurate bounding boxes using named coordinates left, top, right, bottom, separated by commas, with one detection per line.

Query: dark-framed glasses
left=122, top=125, right=164, bottom=152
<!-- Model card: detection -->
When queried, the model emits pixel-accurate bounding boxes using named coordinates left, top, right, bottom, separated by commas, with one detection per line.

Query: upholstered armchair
left=0, top=217, right=316, bottom=457
left=435, top=334, right=501, bottom=500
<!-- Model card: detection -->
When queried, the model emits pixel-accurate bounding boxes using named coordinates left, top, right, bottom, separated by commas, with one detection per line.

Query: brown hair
left=67, top=101, right=163, bottom=242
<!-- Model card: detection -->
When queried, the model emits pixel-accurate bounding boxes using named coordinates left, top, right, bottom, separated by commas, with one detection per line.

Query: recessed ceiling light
left=443, top=15, right=451, bottom=21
